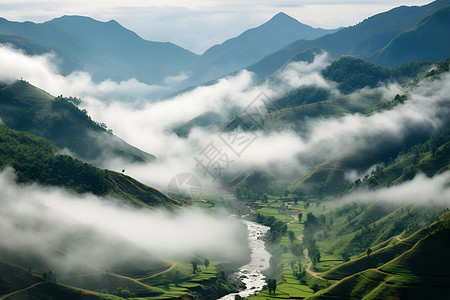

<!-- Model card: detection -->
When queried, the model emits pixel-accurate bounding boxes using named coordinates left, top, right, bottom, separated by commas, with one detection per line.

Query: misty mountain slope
left=183, top=13, right=337, bottom=87
left=0, top=16, right=197, bottom=84
left=247, top=0, right=450, bottom=79
left=308, top=212, right=450, bottom=300
left=372, top=5, right=450, bottom=66
left=0, top=80, right=155, bottom=165
left=0, top=261, right=42, bottom=295
left=0, top=124, right=183, bottom=208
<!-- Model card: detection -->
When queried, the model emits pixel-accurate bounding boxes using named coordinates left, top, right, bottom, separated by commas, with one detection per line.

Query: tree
left=204, top=258, right=210, bottom=270
left=267, top=279, right=277, bottom=294
left=191, top=261, right=198, bottom=274
left=288, top=230, right=296, bottom=243
left=366, top=248, right=372, bottom=257
left=341, top=252, right=350, bottom=262
left=298, top=212, right=303, bottom=223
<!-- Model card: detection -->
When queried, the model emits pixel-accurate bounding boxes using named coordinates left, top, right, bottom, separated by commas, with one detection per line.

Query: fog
left=1, top=43, right=449, bottom=193
left=0, top=168, right=248, bottom=274
left=340, top=171, right=450, bottom=206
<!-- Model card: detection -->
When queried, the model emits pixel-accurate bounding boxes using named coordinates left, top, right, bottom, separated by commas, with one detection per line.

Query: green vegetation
left=308, top=213, right=450, bottom=300
left=0, top=261, right=42, bottom=295
left=321, top=56, right=431, bottom=94
left=60, top=273, right=165, bottom=297
left=5, top=282, right=124, bottom=300
left=0, top=80, right=154, bottom=163
left=0, top=124, right=184, bottom=207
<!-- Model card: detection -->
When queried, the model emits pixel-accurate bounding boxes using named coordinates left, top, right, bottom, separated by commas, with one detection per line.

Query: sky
left=0, top=0, right=434, bottom=54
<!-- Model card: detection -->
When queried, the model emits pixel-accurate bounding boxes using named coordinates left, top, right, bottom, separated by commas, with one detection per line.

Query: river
left=218, top=220, right=271, bottom=300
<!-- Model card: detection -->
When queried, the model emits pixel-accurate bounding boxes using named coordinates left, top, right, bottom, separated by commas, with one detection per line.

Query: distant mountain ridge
left=0, top=13, right=336, bottom=92
left=248, top=0, right=450, bottom=79
left=0, top=15, right=198, bottom=85
left=181, top=12, right=338, bottom=87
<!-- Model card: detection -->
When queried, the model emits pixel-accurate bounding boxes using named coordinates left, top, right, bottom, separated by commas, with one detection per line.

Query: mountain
left=0, top=80, right=154, bottom=165
left=0, top=16, right=198, bottom=84
left=373, top=5, right=450, bottom=66
left=0, top=124, right=184, bottom=208
left=247, top=0, right=450, bottom=79
left=181, top=12, right=337, bottom=88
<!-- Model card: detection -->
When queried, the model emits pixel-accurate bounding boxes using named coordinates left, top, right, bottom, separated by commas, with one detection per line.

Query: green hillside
left=308, top=213, right=450, bottom=300
left=0, top=124, right=184, bottom=208
left=0, top=80, right=155, bottom=164
left=4, top=282, right=124, bottom=300
left=373, top=6, right=450, bottom=66
left=0, top=261, right=42, bottom=295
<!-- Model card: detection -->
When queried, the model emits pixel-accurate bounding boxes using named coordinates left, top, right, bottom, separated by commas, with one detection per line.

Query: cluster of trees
left=235, top=184, right=267, bottom=201
left=303, top=213, right=321, bottom=264
left=321, top=56, right=431, bottom=94
left=255, top=212, right=287, bottom=243
left=42, top=271, right=56, bottom=283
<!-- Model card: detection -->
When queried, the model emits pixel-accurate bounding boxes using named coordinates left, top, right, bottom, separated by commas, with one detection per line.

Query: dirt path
left=134, top=262, right=176, bottom=281
left=0, top=282, right=44, bottom=300
left=394, top=234, right=403, bottom=242
left=302, top=249, right=337, bottom=282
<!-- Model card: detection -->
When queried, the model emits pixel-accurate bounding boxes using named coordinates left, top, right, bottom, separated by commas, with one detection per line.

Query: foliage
left=0, top=124, right=182, bottom=207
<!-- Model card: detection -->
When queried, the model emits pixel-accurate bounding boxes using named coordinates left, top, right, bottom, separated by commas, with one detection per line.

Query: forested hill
left=0, top=80, right=155, bottom=165
left=0, top=124, right=185, bottom=208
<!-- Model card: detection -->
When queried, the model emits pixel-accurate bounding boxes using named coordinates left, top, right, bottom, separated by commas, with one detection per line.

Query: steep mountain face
left=182, top=12, right=337, bottom=87
left=248, top=0, right=450, bottom=79
left=0, top=16, right=198, bottom=84
left=373, top=6, right=450, bottom=66
left=0, top=80, right=155, bottom=165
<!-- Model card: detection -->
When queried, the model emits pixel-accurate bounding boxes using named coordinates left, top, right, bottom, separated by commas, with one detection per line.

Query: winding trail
left=134, top=262, right=177, bottom=281
left=302, top=249, right=337, bottom=282
left=0, top=282, right=44, bottom=300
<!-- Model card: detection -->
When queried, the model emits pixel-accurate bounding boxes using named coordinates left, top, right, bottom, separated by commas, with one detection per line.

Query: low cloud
left=341, top=171, right=450, bottom=206
left=0, top=168, right=247, bottom=274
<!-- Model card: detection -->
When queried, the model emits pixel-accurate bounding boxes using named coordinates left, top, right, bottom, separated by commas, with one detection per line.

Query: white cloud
left=341, top=171, right=450, bottom=206
left=0, top=167, right=247, bottom=270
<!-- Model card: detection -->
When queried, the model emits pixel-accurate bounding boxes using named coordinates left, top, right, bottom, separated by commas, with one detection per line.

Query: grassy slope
left=0, top=261, right=42, bottom=295
left=5, top=282, right=123, bottom=300
left=0, top=124, right=184, bottom=208
left=60, top=273, right=164, bottom=297
left=307, top=212, right=450, bottom=300
left=0, top=80, right=154, bottom=163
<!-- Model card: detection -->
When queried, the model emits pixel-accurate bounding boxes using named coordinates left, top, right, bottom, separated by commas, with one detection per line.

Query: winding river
left=219, top=220, right=271, bottom=300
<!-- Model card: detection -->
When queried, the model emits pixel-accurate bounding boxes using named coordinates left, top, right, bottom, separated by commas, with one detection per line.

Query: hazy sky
left=0, top=0, right=433, bottom=53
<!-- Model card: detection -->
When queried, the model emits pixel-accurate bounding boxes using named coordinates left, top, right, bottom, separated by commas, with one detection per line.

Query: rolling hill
left=0, top=124, right=184, bottom=208
left=308, top=212, right=450, bottom=300
left=0, top=80, right=155, bottom=165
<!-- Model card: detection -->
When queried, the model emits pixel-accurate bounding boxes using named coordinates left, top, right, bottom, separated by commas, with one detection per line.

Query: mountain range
left=0, top=1, right=448, bottom=95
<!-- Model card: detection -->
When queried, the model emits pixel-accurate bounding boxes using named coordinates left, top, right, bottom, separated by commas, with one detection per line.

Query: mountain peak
left=269, top=12, right=302, bottom=24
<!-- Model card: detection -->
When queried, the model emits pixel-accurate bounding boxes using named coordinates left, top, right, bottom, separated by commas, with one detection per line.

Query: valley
left=0, top=0, right=449, bottom=299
